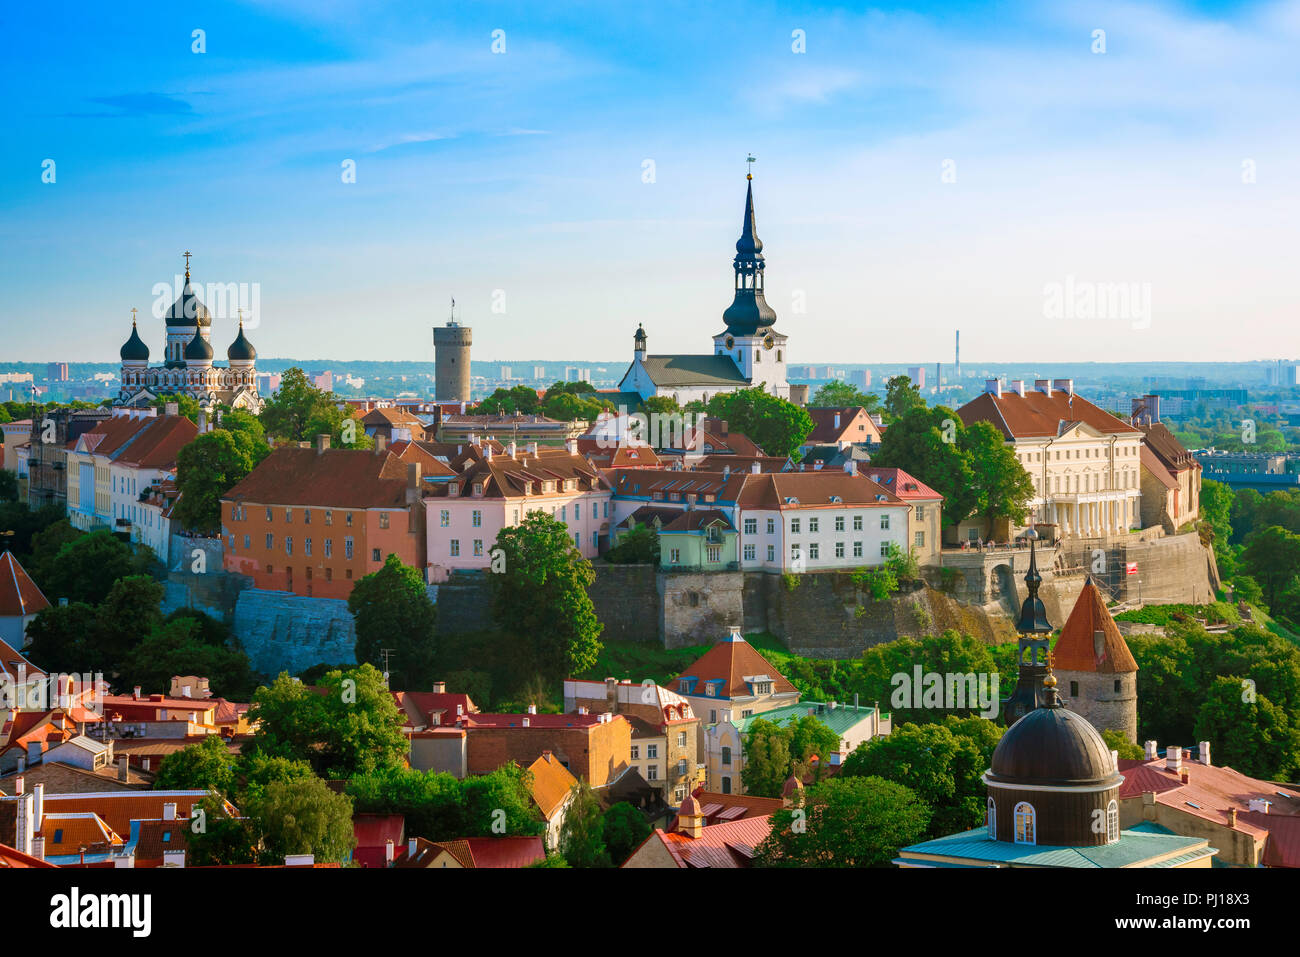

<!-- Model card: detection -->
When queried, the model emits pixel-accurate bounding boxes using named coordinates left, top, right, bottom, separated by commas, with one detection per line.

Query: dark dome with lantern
left=184, top=326, right=214, bottom=361
left=227, top=321, right=256, bottom=361
left=166, top=265, right=212, bottom=328
left=120, top=322, right=149, bottom=361
left=988, top=701, right=1122, bottom=789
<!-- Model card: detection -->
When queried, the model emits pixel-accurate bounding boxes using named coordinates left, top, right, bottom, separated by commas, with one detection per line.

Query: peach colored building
left=423, top=442, right=611, bottom=582
left=221, top=438, right=426, bottom=599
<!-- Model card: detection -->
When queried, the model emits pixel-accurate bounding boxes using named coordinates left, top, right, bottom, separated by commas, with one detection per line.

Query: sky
left=1, top=0, right=1298, bottom=366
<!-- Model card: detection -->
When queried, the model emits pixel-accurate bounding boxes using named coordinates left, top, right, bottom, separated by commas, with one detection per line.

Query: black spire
left=721, top=169, right=777, bottom=337
left=1000, top=531, right=1056, bottom=726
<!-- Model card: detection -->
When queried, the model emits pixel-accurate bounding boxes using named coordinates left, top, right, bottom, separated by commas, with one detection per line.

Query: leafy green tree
left=154, top=735, right=238, bottom=795
left=0, top=470, right=18, bottom=502
left=1101, top=729, right=1144, bottom=761
left=884, top=375, right=925, bottom=421
left=754, top=776, right=931, bottom=867
left=152, top=394, right=201, bottom=420
left=704, top=387, right=815, bottom=459
left=473, top=385, right=540, bottom=415
left=96, top=574, right=165, bottom=665
left=259, top=367, right=370, bottom=448
left=741, top=714, right=840, bottom=797
left=961, top=420, right=1035, bottom=537
left=853, top=631, right=1003, bottom=726
left=640, top=395, right=680, bottom=416
left=247, top=776, right=356, bottom=864
left=1232, top=575, right=1264, bottom=609
left=871, top=406, right=976, bottom=528
left=23, top=603, right=101, bottom=677
left=23, top=514, right=81, bottom=585
left=1194, top=676, right=1300, bottom=780
left=602, top=802, right=651, bottom=865
left=559, top=782, right=611, bottom=867
left=489, top=511, right=603, bottom=681
left=41, top=529, right=152, bottom=605
left=604, top=522, right=659, bottom=565
left=122, top=617, right=256, bottom=700
left=186, top=796, right=260, bottom=866
left=174, top=428, right=266, bottom=532
left=529, top=852, right=571, bottom=867
left=1240, top=525, right=1300, bottom=608
left=248, top=664, right=408, bottom=777
left=461, top=763, right=547, bottom=838
left=349, top=554, right=437, bottom=691
left=1200, top=479, right=1234, bottom=544
left=347, top=765, right=465, bottom=840
left=810, top=381, right=880, bottom=413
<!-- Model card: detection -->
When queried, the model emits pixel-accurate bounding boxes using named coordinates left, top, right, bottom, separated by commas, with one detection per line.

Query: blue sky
left=1, top=0, right=1297, bottom=365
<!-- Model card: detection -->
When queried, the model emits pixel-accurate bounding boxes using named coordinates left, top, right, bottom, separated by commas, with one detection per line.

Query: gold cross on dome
left=183, top=250, right=192, bottom=269
left=130, top=307, right=138, bottom=325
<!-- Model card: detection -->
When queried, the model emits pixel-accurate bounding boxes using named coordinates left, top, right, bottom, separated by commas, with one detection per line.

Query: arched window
left=987, top=797, right=996, bottom=840
left=1106, top=799, right=1119, bottom=843
left=1013, top=801, right=1036, bottom=845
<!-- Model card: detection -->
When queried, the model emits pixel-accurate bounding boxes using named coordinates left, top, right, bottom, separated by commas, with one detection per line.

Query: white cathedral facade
left=116, top=256, right=264, bottom=414
left=618, top=173, right=790, bottom=405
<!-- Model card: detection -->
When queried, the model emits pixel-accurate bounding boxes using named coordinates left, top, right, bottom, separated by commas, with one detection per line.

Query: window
left=791, top=543, right=801, bottom=559
left=808, top=543, right=819, bottom=560
left=344, top=537, right=354, bottom=559
left=303, top=509, right=311, bottom=525
left=669, top=548, right=680, bottom=564
left=721, top=776, right=732, bottom=794
left=1069, top=680, right=1079, bottom=697
left=809, top=518, right=819, bottom=533
left=1106, top=799, right=1119, bottom=843
left=440, top=510, right=449, bottom=527
left=379, top=512, right=389, bottom=529
left=880, top=515, right=890, bottom=530
left=1013, top=802, right=1036, bottom=845
left=371, top=548, right=381, bottom=562
left=473, top=483, right=482, bottom=496
left=744, top=544, right=756, bottom=561
left=631, top=745, right=640, bottom=760
left=835, top=516, right=845, bottom=532
left=265, top=507, right=272, bottom=522
left=790, top=518, right=801, bottom=534
left=766, top=544, right=775, bottom=561
left=592, top=531, right=598, bottom=548
left=285, top=508, right=292, bottom=523
left=744, top=518, right=757, bottom=535
left=647, top=765, right=658, bottom=781
left=677, top=731, right=687, bottom=747
left=916, top=506, right=925, bottom=520
left=243, top=535, right=250, bottom=549
left=987, top=798, right=996, bottom=840
left=474, top=540, right=483, bottom=557
left=766, top=518, right=775, bottom=534
left=345, top=512, right=353, bottom=527
left=305, top=538, right=312, bottom=556
left=914, top=531, right=925, bottom=547
left=265, top=533, right=274, bottom=550
left=471, top=510, right=481, bottom=528
left=324, top=539, right=333, bottom=558
left=853, top=515, right=863, bottom=531
left=835, top=542, right=844, bottom=558
left=677, top=759, right=688, bottom=777
left=707, top=545, right=721, bottom=562
left=646, top=744, right=658, bottom=759
left=561, top=506, right=567, bottom=521
left=880, top=542, right=891, bottom=557
left=325, top=510, right=333, bottom=525
left=450, top=540, right=460, bottom=557
left=721, top=746, right=732, bottom=766
left=574, top=533, right=581, bottom=549
left=853, top=541, right=863, bottom=558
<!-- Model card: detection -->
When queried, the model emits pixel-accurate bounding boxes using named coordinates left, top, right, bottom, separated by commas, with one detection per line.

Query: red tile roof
left=352, top=813, right=405, bottom=867
left=401, top=835, right=546, bottom=868
left=1052, top=579, right=1137, bottom=673
left=0, top=635, right=45, bottom=682
left=110, top=415, right=198, bottom=469
left=805, top=407, right=882, bottom=445
left=0, top=841, right=57, bottom=868
left=957, top=388, right=1140, bottom=440
left=677, top=634, right=798, bottom=700
left=650, top=814, right=773, bottom=868
left=0, top=552, right=50, bottom=618
left=735, top=471, right=903, bottom=509
left=223, top=447, right=413, bottom=509
left=462, top=712, right=623, bottom=730
left=860, top=467, right=943, bottom=502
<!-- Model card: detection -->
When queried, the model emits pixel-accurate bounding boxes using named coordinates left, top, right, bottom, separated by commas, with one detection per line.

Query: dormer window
left=472, top=483, right=483, bottom=496
left=449, top=484, right=459, bottom=497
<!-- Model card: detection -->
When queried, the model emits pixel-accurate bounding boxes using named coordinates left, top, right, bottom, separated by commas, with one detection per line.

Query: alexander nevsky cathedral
left=116, top=254, right=264, bottom=413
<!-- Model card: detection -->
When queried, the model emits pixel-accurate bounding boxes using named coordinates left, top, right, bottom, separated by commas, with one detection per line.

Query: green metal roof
left=641, top=355, right=750, bottom=387
left=735, top=702, right=878, bottom=737
left=898, top=827, right=1214, bottom=868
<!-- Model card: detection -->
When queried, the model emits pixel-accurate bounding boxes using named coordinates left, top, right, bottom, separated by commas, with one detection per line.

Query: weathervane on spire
left=746, top=154, right=756, bottom=180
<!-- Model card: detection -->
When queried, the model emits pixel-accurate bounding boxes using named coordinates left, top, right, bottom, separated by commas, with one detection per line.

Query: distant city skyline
left=3, top=1, right=1299, bottom=364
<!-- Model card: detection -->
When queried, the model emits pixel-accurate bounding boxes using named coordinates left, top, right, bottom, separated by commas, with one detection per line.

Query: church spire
left=1001, top=529, right=1056, bottom=725
left=721, top=160, right=777, bottom=336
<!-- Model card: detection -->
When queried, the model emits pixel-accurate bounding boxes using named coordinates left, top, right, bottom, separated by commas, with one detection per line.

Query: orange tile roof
left=735, top=471, right=903, bottom=509
left=860, top=467, right=943, bottom=501
left=0, top=841, right=56, bottom=868
left=223, top=447, right=412, bottom=509
left=1052, top=579, right=1137, bottom=673
left=110, top=415, right=198, bottom=469
left=652, top=814, right=773, bottom=868
left=527, top=752, right=579, bottom=819
left=37, top=790, right=236, bottom=837
left=805, top=407, right=882, bottom=444
left=0, top=552, right=50, bottom=619
left=41, top=812, right=124, bottom=852
left=0, top=634, right=45, bottom=681
left=677, top=634, right=798, bottom=700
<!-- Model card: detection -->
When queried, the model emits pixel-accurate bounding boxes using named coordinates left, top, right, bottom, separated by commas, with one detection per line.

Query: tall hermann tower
left=433, top=298, right=472, bottom=403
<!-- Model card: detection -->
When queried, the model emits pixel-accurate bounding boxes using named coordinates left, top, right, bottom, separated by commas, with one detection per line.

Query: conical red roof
left=1053, top=579, right=1137, bottom=673
left=0, top=552, right=49, bottom=618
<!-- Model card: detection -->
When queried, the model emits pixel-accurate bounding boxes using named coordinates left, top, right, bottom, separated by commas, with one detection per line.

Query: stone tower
left=433, top=299, right=472, bottom=403
left=1052, top=577, right=1139, bottom=743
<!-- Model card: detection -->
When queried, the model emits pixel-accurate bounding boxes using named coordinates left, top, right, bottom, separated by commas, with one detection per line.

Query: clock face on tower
left=763, top=334, right=775, bottom=350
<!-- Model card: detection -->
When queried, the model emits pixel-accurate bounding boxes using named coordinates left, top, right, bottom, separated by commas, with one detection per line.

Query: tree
left=122, top=617, right=256, bottom=700
left=248, top=776, right=356, bottom=864
left=23, top=514, right=81, bottom=585
left=1200, top=479, right=1235, bottom=544
left=259, top=367, right=370, bottom=448
left=347, top=765, right=465, bottom=841
left=489, top=511, right=603, bottom=681
left=810, top=381, right=880, bottom=413
left=741, top=714, right=840, bottom=797
left=349, top=554, right=438, bottom=691
left=704, top=387, right=815, bottom=459
left=41, top=529, right=152, bottom=605
left=174, top=427, right=267, bottom=533
left=248, top=665, right=409, bottom=777
left=602, top=802, right=651, bottom=865
left=559, top=782, right=611, bottom=868
left=884, top=375, right=925, bottom=421
left=154, top=735, right=238, bottom=795
left=961, top=420, right=1035, bottom=537
left=461, top=763, right=547, bottom=838
left=23, top=603, right=100, bottom=677
left=473, top=385, right=540, bottom=415
left=96, top=574, right=165, bottom=666
left=640, top=395, right=680, bottom=416
left=0, top=470, right=18, bottom=502
left=754, top=776, right=931, bottom=867
left=236, top=753, right=318, bottom=806
left=604, top=522, right=659, bottom=565
left=1101, top=729, right=1144, bottom=761
left=1240, top=525, right=1300, bottom=608
left=152, top=393, right=201, bottom=420
left=871, top=406, right=976, bottom=528
left=186, top=796, right=260, bottom=866
left=1194, top=676, right=1300, bottom=780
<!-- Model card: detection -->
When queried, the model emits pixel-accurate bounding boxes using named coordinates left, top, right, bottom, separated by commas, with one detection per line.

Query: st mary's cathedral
left=617, top=167, right=790, bottom=404
left=116, top=254, right=263, bottom=414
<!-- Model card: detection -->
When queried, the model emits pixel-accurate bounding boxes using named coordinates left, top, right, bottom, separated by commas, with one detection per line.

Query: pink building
left=424, top=443, right=612, bottom=581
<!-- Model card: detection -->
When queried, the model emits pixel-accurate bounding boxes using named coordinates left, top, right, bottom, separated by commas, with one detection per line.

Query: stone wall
left=659, top=571, right=744, bottom=649
left=232, top=589, right=358, bottom=677
left=1118, top=533, right=1217, bottom=605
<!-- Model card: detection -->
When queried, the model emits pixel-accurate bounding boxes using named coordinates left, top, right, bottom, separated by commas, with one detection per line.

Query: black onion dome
left=120, top=322, right=149, bottom=361
left=988, top=706, right=1121, bottom=788
left=227, top=322, right=256, bottom=361
left=184, top=326, right=214, bottom=361
left=166, top=271, right=212, bottom=327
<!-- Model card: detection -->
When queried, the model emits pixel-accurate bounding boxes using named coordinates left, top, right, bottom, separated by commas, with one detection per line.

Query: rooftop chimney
left=162, top=802, right=177, bottom=821
left=527, top=442, right=538, bottom=457
left=508, top=441, right=517, bottom=458
left=751, top=461, right=761, bottom=474
left=385, top=839, right=395, bottom=866
left=527, top=704, right=537, bottom=714
left=565, top=438, right=577, bottom=454
left=843, top=460, right=855, bottom=474
left=1052, top=378, right=1075, bottom=396
left=1008, top=379, right=1026, bottom=397
left=431, top=681, right=446, bottom=694
left=118, top=755, right=129, bottom=782
left=984, top=379, right=1002, bottom=397
left=33, top=783, right=44, bottom=831
left=1035, top=379, right=1053, bottom=397
left=316, top=433, right=331, bottom=454
left=1198, top=741, right=1211, bottom=766
left=1248, top=798, right=1271, bottom=814
left=1166, top=747, right=1182, bottom=772
left=1144, top=740, right=1158, bottom=760
left=133, top=686, right=142, bottom=699
left=375, top=433, right=388, bottom=453
left=30, top=836, right=45, bottom=862
left=1228, top=807, right=1238, bottom=827
left=408, top=837, right=418, bottom=858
